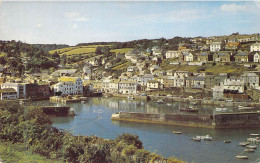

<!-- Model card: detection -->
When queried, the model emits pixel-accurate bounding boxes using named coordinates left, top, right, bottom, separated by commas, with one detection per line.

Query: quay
left=111, top=111, right=260, bottom=129
left=50, top=96, right=87, bottom=103
left=40, top=106, right=75, bottom=116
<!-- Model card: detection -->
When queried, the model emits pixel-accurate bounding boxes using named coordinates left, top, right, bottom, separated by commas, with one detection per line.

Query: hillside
left=33, top=44, right=69, bottom=52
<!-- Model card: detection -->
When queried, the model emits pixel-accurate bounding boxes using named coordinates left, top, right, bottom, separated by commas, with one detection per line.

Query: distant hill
left=33, top=44, right=69, bottom=52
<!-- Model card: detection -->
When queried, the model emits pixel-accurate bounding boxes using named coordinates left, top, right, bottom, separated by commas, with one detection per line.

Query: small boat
left=128, top=95, right=134, bottom=100
left=224, top=140, right=231, bottom=143
left=250, top=134, right=260, bottom=136
left=244, top=148, right=255, bottom=153
left=172, top=131, right=182, bottom=134
left=235, top=155, right=248, bottom=159
left=81, top=101, right=85, bottom=103
left=246, top=145, right=257, bottom=149
left=238, top=106, right=256, bottom=111
left=191, top=137, right=201, bottom=142
left=156, top=99, right=163, bottom=104
left=238, top=142, right=250, bottom=146
left=216, top=108, right=228, bottom=112
left=194, top=135, right=212, bottom=141
left=247, top=138, right=260, bottom=143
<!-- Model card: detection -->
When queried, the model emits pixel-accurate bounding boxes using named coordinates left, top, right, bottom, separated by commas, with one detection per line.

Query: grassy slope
left=0, top=142, right=63, bottom=163
left=110, top=48, right=133, bottom=54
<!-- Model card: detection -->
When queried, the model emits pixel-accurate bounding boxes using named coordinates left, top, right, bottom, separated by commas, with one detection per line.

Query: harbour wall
left=112, top=112, right=260, bottom=128
left=40, top=106, right=75, bottom=116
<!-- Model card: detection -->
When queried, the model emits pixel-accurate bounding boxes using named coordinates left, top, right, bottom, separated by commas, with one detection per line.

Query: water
left=37, top=97, right=260, bottom=163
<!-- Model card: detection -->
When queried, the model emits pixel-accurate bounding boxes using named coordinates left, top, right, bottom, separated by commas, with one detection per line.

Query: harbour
left=32, top=97, right=260, bottom=163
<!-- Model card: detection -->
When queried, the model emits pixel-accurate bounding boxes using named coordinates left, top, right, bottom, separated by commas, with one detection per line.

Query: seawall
left=111, top=112, right=260, bottom=129
left=40, top=106, right=75, bottom=116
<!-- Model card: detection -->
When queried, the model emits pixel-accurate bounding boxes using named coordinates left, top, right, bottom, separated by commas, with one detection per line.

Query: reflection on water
left=32, top=97, right=260, bottom=163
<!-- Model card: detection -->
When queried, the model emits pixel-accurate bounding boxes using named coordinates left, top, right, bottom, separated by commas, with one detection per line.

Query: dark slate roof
left=236, top=52, right=248, bottom=56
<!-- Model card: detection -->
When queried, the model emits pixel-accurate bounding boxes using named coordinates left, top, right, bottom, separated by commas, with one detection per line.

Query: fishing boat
left=224, top=140, right=231, bottom=143
left=180, top=107, right=199, bottom=112
left=250, top=134, right=260, bottom=136
left=238, top=142, right=250, bottom=146
left=235, top=155, right=248, bottom=159
left=172, top=131, right=182, bottom=134
left=244, top=148, right=255, bottom=153
left=246, top=145, right=257, bottom=149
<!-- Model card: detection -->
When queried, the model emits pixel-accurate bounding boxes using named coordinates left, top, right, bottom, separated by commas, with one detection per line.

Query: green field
left=49, top=46, right=77, bottom=54
left=110, top=48, right=133, bottom=54
left=112, top=61, right=133, bottom=70
left=60, top=47, right=96, bottom=56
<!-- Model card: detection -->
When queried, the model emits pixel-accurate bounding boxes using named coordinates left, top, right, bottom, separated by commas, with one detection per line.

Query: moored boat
left=235, top=155, right=248, bottom=159
left=244, top=148, right=255, bottom=153
left=191, top=137, right=201, bottom=142
left=215, top=108, right=228, bottom=112
left=246, top=145, right=257, bottom=149
left=238, top=142, right=250, bottom=146
left=250, top=133, right=260, bottom=136
left=224, top=140, right=231, bottom=143
left=172, top=131, right=182, bottom=134
left=155, top=99, right=163, bottom=104
left=128, top=95, right=134, bottom=100
left=180, top=107, right=198, bottom=112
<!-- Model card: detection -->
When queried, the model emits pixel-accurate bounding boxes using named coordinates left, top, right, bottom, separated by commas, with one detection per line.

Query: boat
left=81, top=101, right=86, bottom=103
left=224, top=140, right=231, bottom=143
left=235, top=155, right=248, bottom=159
left=193, top=135, right=212, bottom=141
left=191, top=137, right=201, bottom=142
left=250, top=134, right=260, bottom=136
left=180, top=107, right=199, bottom=112
left=238, top=105, right=256, bottom=111
left=128, top=95, right=134, bottom=100
left=215, top=108, right=228, bottom=112
left=172, top=131, right=182, bottom=134
left=244, top=148, right=255, bottom=153
left=238, top=142, right=250, bottom=146
left=155, top=99, right=163, bottom=104
left=246, top=145, right=257, bottom=149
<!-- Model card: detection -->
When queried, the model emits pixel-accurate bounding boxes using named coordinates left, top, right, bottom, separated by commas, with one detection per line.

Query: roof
left=0, top=88, right=16, bottom=93
left=147, top=80, right=159, bottom=83
left=198, top=52, right=208, bottom=56
left=236, top=52, right=248, bottom=56
left=187, top=76, right=205, bottom=81
left=251, top=43, right=260, bottom=46
left=59, top=77, right=80, bottom=82
left=58, top=69, right=77, bottom=74
left=2, top=83, right=20, bottom=87
left=216, top=52, right=229, bottom=56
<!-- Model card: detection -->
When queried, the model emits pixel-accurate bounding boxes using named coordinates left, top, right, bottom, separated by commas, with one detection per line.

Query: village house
left=204, top=74, right=215, bottom=89
left=129, top=75, right=140, bottom=83
left=102, top=78, right=111, bottom=93
left=253, top=52, right=260, bottom=62
left=241, top=72, right=260, bottom=89
left=250, top=43, right=260, bottom=52
left=83, top=66, right=92, bottom=75
left=53, top=77, right=83, bottom=95
left=0, top=88, right=17, bottom=100
left=186, top=76, right=205, bottom=89
left=92, top=80, right=102, bottom=92
left=212, top=86, right=224, bottom=100
left=234, top=52, right=253, bottom=63
left=118, top=81, right=139, bottom=94
left=173, top=71, right=190, bottom=87
left=166, top=51, right=180, bottom=59
left=166, top=69, right=175, bottom=76
left=210, top=41, right=223, bottom=52
left=149, top=65, right=160, bottom=73
left=183, top=52, right=196, bottom=62
left=147, top=80, right=161, bottom=91
left=140, top=74, right=155, bottom=86
left=1, top=83, right=26, bottom=99
left=52, top=69, right=77, bottom=77
left=127, top=66, right=138, bottom=73
left=153, top=49, right=162, bottom=56
left=108, top=79, right=120, bottom=94
left=197, top=52, right=212, bottom=62
left=157, top=76, right=175, bottom=88
left=223, top=79, right=244, bottom=94
left=213, top=52, right=231, bottom=62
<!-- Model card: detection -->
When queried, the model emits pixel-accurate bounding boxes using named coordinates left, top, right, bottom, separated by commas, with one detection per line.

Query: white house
left=0, top=88, right=17, bottom=100
left=1, top=83, right=26, bottom=98
left=53, top=77, right=83, bottom=95
left=250, top=43, right=260, bottom=52
left=254, top=52, right=260, bottom=62
left=210, top=42, right=222, bottom=52
left=118, top=81, right=138, bottom=94
left=223, top=79, right=244, bottom=93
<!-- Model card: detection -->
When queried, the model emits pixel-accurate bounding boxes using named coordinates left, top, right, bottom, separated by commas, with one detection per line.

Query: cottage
left=183, top=52, right=196, bottom=62
left=127, top=66, right=138, bottom=73
left=197, top=52, right=212, bottom=62
left=108, top=79, right=119, bottom=94
left=140, top=74, right=155, bottom=86
left=212, top=86, right=224, bottom=100
left=157, top=76, right=175, bottom=88
left=254, top=52, right=260, bottom=62
left=0, top=88, right=17, bottom=100
left=53, top=77, right=83, bottom=95
left=153, top=49, right=162, bottom=56
left=92, top=80, right=103, bottom=92
left=235, top=52, right=253, bottom=63
left=250, top=43, right=260, bottom=52
left=213, top=52, right=231, bottom=62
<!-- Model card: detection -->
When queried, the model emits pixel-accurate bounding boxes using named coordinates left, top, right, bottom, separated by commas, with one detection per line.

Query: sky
left=0, top=1, right=260, bottom=45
